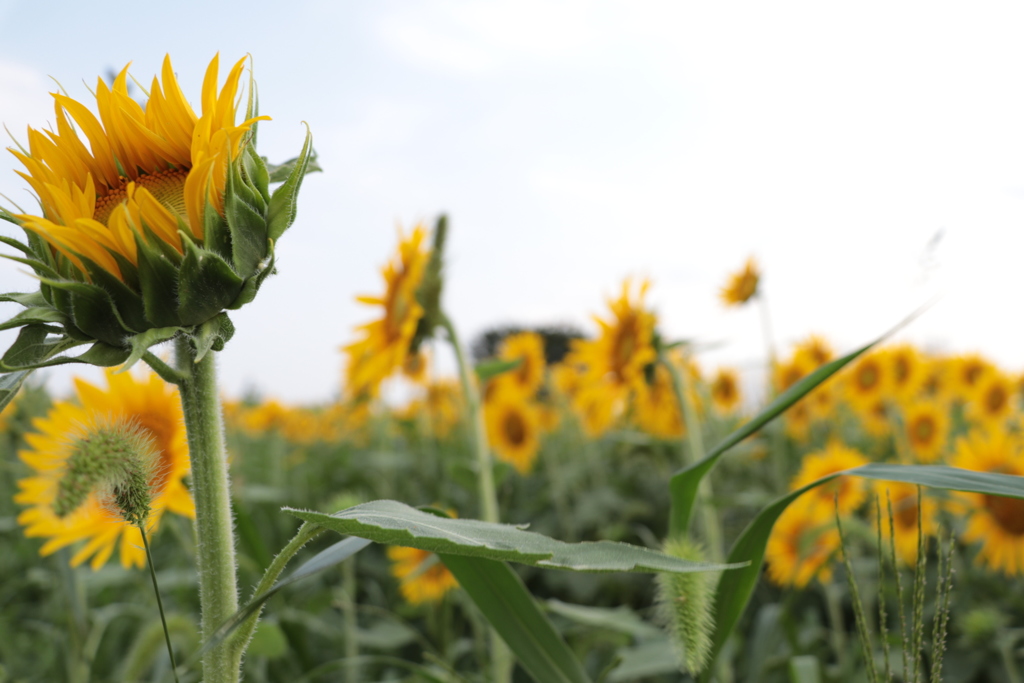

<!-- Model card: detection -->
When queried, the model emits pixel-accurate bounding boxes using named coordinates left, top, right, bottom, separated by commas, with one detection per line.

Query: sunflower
left=765, top=498, right=840, bottom=588
left=3, top=55, right=304, bottom=349
left=484, top=393, right=541, bottom=474
left=492, top=332, right=546, bottom=399
left=343, top=224, right=430, bottom=398
left=632, top=363, right=686, bottom=439
left=952, top=429, right=1024, bottom=575
left=901, top=400, right=949, bottom=463
left=967, top=371, right=1016, bottom=430
left=873, top=482, right=939, bottom=565
left=790, top=442, right=869, bottom=518
left=919, top=356, right=955, bottom=403
left=570, top=278, right=657, bottom=398
left=843, top=352, right=889, bottom=413
left=14, top=368, right=193, bottom=569
left=951, top=354, right=995, bottom=400
left=882, top=344, right=924, bottom=402
left=710, top=367, right=742, bottom=414
left=719, top=256, right=760, bottom=307
left=794, top=334, right=834, bottom=367
left=387, top=545, right=459, bottom=605
left=401, top=350, right=430, bottom=384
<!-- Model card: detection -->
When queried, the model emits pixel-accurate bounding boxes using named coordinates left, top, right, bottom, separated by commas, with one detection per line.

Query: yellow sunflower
left=387, top=545, right=459, bottom=605
left=401, top=350, right=430, bottom=384
left=571, top=278, right=657, bottom=398
left=710, top=367, right=742, bottom=415
left=632, top=363, right=686, bottom=439
left=485, top=393, right=541, bottom=474
left=794, top=334, right=834, bottom=368
left=951, top=353, right=995, bottom=400
left=719, top=256, right=760, bottom=307
left=790, top=442, right=869, bottom=517
left=766, top=498, right=840, bottom=588
left=967, top=371, right=1016, bottom=430
left=843, top=352, right=889, bottom=413
left=873, top=482, right=939, bottom=566
left=14, top=368, right=193, bottom=569
left=343, top=224, right=430, bottom=398
left=882, top=344, right=924, bottom=402
left=901, top=400, right=949, bottom=463
left=919, top=356, right=955, bottom=403
left=492, top=332, right=546, bottom=399
left=952, top=429, right=1024, bottom=575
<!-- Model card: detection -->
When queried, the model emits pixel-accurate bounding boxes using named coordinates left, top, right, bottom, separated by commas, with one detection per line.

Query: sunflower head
left=0, top=55, right=316, bottom=381
left=719, top=256, right=760, bottom=307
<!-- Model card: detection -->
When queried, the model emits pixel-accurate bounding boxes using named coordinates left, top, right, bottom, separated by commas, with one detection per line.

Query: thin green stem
left=342, top=551, right=359, bottom=683
left=440, top=313, right=512, bottom=683
left=175, top=338, right=240, bottom=683
left=662, top=351, right=723, bottom=562
left=142, top=351, right=190, bottom=385
left=141, top=526, right=180, bottom=683
left=234, top=521, right=325, bottom=652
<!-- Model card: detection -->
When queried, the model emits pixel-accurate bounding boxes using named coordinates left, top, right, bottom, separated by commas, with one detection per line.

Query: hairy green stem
left=175, top=338, right=240, bottom=683
left=441, top=313, right=512, bottom=683
left=234, top=521, right=325, bottom=653
left=662, top=352, right=724, bottom=563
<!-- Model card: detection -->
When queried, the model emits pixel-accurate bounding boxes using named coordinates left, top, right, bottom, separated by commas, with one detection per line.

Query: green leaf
left=82, top=263, right=148, bottom=333
left=203, top=201, right=234, bottom=263
left=788, top=656, right=822, bottom=683
left=134, top=233, right=182, bottom=328
left=0, top=324, right=82, bottom=370
left=605, top=639, right=679, bottom=683
left=243, top=142, right=271, bottom=205
left=440, top=554, right=593, bottom=683
left=286, top=500, right=740, bottom=573
left=176, top=239, right=244, bottom=326
left=122, top=326, right=182, bottom=373
left=700, top=463, right=1024, bottom=681
left=265, top=145, right=322, bottom=184
left=225, top=157, right=269, bottom=277
left=668, top=337, right=878, bottom=537
left=0, top=306, right=67, bottom=332
left=475, top=358, right=522, bottom=383
left=227, top=239, right=276, bottom=310
left=191, top=313, right=234, bottom=363
left=545, top=600, right=663, bottom=641
left=42, top=278, right=128, bottom=346
left=0, top=370, right=33, bottom=412
left=0, top=291, right=47, bottom=307
left=0, top=234, right=35, bottom=258
left=267, top=125, right=315, bottom=241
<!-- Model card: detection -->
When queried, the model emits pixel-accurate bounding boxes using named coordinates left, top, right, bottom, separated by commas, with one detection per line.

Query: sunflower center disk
left=984, top=494, right=1024, bottom=536
left=94, top=169, right=189, bottom=225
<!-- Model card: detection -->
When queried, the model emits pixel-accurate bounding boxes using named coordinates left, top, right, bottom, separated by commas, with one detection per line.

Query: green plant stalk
left=441, top=313, right=512, bottom=683
left=234, top=521, right=325, bottom=652
left=662, top=352, right=724, bottom=563
left=342, top=549, right=359, bottom=683
left=141, top=526, right=180, bottom=683
left=175, top=338, right=241, bottom=683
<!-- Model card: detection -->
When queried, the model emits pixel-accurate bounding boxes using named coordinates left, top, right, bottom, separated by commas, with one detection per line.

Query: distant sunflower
left=719, top=256, right=760, bottom=307
left=766, top=499, right=840, bottom=588
left=343, top=225, right=430, bottom=398
left=794, top=334, right=834, bottom=367
left=633, top=363, right=686, bottom=439
left=953, top=429, right=1024, bottom=575
left=919, top=357, right=954, bottom=402
left=967, top=372, right=1015, bottom=429
left=952, top=354, right=995, bottom=399
left=860, top=398, right=892, bottom=438
left=790, top=443, right=869, bottom=517
left=493, top=332, right=546, bottom=398
left=883, top=344, right=924, bottom=402
left=387, top=546, right=458, bottom=605
left=15, top=369, right=193, bottom=569
left=784, top=400, right=813, bottom=443
left=402, top=350, right=430, bottom=384
left=873, top=482, right=939, bottom=565
left=843, top=352, right=888, bottom=413
left=485, top=394, right=541, bottom=474
left=901, top=400, right=949, bottom=463
left=710, top=367, right=742, bottom=414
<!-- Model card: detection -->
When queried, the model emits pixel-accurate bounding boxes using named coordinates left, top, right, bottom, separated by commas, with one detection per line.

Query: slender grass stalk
left=140, top=526, right=180, bottom=683
left=911, top=487, right=928, bottom=683
left=929, top=531, right=955, bottom=683
left=662, top=351, right=723, bottom=562
left=887, top=492, right=912, bottom=683
left=440, top=313, right=513, bottom=683
left=876, top=496, right=892, bottom=683
left=174, top=338, right=240, bottom=683
left=342, top=551, right=359, bottom=683
left=836, top=504, right=878, bottom=683
left=823, top=581, right=850, bottom=675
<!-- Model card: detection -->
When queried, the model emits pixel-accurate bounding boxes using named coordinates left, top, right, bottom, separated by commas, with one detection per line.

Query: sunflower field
left=4, top=55, right=1024, bottom=683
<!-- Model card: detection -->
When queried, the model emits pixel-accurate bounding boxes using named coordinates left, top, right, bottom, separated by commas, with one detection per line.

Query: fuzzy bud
left=655, top=537, right=717, bottom=675
left=55, top=420, right=158, bottom=527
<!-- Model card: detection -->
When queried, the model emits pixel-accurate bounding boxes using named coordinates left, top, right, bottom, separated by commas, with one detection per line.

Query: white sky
left=2, top=1, right=1024, bottom=402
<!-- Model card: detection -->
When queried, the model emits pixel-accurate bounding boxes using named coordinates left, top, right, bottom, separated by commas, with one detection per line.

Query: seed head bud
left=55, top=420, right=159, bottom=527
left=655, top=537, right=717, bottom=675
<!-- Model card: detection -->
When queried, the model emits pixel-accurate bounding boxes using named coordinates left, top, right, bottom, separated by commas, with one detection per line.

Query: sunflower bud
left=55, top=419, right=158, bottom=527
left=0, top=55, right=317, bottom=376
left=655, top=537, right=717, bottom=675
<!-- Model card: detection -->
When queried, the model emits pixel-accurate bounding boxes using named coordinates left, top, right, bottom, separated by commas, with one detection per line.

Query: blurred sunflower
left=633, top=363, right=686, bottom=439
left=952, top=354, right=995, bottom=399
left=710, top=367, right=742, bottom=414
left=967, top=372, right=1015, bottom=430
left=843, top=352, right=888, bottom=413
left=401, top=350, right=430, bottom=384
left=493, top=332, right=546, bottom=398
left=719, top=256, right=760, bottom=307
left=343, top=224, right=429, bottom=398
left=901, top=400, right=949, bottom=463
left=485, top=393, right=541, bottom=474
left=953, top=429, right=1024, bottom=575
left=765, top=499, right=840, bottom=588
left=873, top=481, right=939, bottom=565
left=790, top=442, right=869, bottom=517
left=15, top=369, right=193, bottom=569
left=919, top=357, right=954, bottom=402
left=794, top=334, right=834, bottom=367
left=387, top=546, right=458, bottom=605
left=883, top=344, right=924, bottom=402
